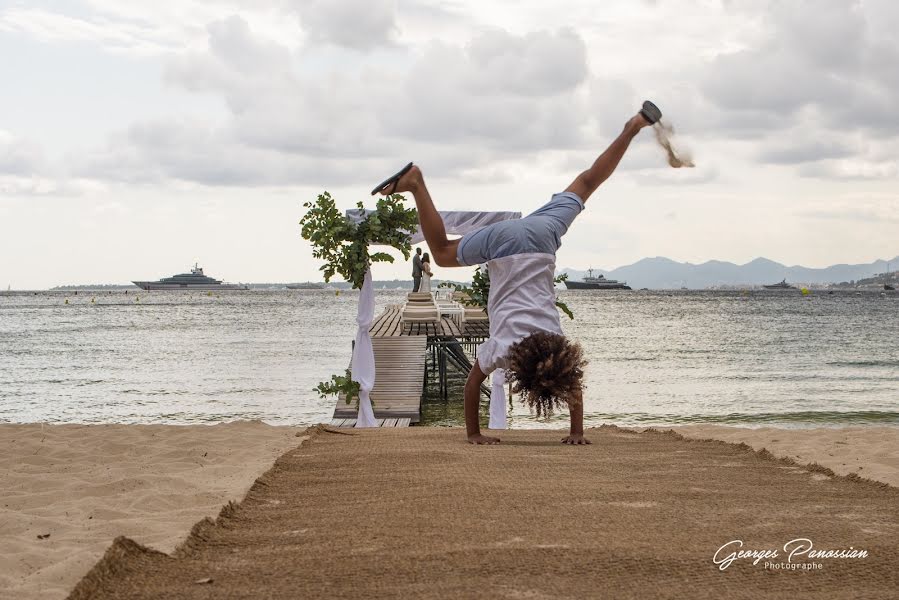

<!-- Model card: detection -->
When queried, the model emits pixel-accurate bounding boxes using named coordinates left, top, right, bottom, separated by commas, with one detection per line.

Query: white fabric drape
left=352, top=270, right=378, bottom=427
left=345, top=209, right=520, bottom=426
left=345, top=210, right=521, bottom=244
left=488, top=368, right=508, bottom=430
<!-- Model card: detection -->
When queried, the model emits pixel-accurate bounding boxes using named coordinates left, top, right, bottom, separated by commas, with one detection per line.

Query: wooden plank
left=396, top=418, right=411, bottom=427
left=371, top=305, right=400, bottom=337
left=387, top=305, right=403, bottom=336
left=370, top=304, right=402, bottom=337
left=369, top=306, right=392, bottom=336
left=332, top=335, right=426, bottom=422
left=383, top=418, right=398, bottom=427
left=380, top=305, right=402, bottom=338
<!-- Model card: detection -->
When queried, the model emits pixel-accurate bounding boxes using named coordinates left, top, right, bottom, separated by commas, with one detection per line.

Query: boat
left=286, top=282, right=324, bottom=290
left=763, top=279, right=795, bottom=290
left=563, top=268, right=631, bottom=290
left=132, top=264, right=248, bottom=291
left=886, top=284, right=896, bottom=291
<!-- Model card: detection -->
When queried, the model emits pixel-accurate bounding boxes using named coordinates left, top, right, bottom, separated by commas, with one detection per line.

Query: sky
left=1, top=0, right=898, bottom=288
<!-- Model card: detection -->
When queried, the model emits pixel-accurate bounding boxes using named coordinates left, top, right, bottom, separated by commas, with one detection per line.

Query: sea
left=1, top=289, right=897, bottom=428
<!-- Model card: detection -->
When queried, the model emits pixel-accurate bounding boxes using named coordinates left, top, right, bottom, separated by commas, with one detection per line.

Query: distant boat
left=886, top=284, right=896, bottom=291
left=763, top=279, right=795, bottom=290
left=132, top=264, right=248, bottom=291
left=564, top=268, right=631, bottom=290
left=286, top=282, right=324, bottom=290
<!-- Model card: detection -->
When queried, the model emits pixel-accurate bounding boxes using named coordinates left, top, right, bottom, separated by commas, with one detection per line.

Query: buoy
left=207, top=291, right=212, bottom=296
left=135, top=296, right=140, bottom=302
left=801, top=288, right=810, bottom=296
left=335, top=290, right=341, bottom=297
left=91, top=298, right=95, bottom=303
left=64, top=298, right=69, bottom=305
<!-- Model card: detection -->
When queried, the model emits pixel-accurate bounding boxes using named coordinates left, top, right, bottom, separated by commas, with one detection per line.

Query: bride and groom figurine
left=412, top=247, right=433, bottom=293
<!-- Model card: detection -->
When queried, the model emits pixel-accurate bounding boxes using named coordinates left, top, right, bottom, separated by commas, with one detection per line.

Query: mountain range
left=559, top=256, right=899, bottom=290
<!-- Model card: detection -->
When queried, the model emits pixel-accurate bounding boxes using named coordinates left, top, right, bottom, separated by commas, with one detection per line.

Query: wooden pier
left=330, top=304, right=489, bottom=427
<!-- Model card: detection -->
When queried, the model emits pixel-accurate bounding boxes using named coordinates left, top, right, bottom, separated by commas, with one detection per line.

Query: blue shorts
left=456, top=191, right=584, bottom=266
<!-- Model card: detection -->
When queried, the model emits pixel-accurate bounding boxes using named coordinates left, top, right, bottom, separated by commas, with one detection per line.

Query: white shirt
left=476, top=252, right=562, bottom=374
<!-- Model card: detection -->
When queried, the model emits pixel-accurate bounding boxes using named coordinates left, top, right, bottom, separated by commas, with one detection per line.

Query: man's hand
left=627, top=112, right=652, bottom=132
left=561, top=433, right=592, bottom=445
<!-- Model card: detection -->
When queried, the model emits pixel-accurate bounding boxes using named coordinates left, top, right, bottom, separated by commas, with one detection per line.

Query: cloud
left=756, top=129, right=859, bottom=165
left=798, top=158, right=899, bottom=180
left=78, top=19, right=597, bottom=186
left=797, top=195, right=899, bottom=223
left=631, top=163, right=719, bottom=186
left=10, top=0, right=899, bottom=194
left=0, top=130, right=114, bottom=195
left=76, top=118, right=366, bottom=186
left=291, top=0, right=398, bottom=51
left=384, top=29, right=590, bottom=150
left=0, top=130, right=44, bottom=176
left=0, top=5, right=187, bottom=55
left=700, top=1, right=899, bottom=135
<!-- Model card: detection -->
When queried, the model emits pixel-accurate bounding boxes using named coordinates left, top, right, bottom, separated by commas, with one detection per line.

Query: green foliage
left=446, top=265, right=490, bottom=310
left=300, top=191, right=419, bottom=289
left=449, top=267, right=574, bottom=319
left=553, top=273, right=574, bottom=320
left=314, top=369, right=361, bottom=405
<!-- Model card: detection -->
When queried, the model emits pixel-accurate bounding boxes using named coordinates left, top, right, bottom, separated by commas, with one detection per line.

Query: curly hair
left=504, top=331, right=587, bottom=417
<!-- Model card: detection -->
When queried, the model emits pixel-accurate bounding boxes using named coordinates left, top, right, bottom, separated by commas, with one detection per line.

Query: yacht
left=286, top=282, right=324, bottom=290
left=763, top=279, right=795, bottom=290
left=132, top=264, right=248, bottom=291
left=563, top=268, right=631, bottom=290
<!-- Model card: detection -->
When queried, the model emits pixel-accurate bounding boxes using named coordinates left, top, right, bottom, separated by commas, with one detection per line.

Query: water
left=1, top=289, right=897, bottom=428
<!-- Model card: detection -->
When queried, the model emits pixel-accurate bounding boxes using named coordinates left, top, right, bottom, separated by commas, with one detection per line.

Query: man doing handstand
left=373, top=103, right=661, bottom=445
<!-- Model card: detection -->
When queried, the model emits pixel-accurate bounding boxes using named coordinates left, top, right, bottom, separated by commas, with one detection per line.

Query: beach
left=69, top=426, right=899, bottom=599
left=665, top=425, right=899, bottom=488
left=0, top=422, right=304, bottom=600
left=1, top=422, right=897, bottom=598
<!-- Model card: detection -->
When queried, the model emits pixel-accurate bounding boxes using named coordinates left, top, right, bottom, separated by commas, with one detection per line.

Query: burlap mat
left=69, top=426, right=899, bottom=599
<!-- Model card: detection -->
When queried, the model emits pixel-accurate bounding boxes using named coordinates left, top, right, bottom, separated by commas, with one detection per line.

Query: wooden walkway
left=332, top=335, right=428, bottom=425
left=370, top=304, right=489, bottom=338
left=329, top=418, right=412, bottom=427
left=330, top=304, right=490, bottom=428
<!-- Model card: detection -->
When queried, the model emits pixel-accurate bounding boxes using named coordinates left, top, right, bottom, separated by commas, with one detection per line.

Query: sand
left=69, top=426, right=899, bottom=599
left=653, top=119, right=695, bottom=168
left=664, top=425, right=899, bottom=488
left=4, top=422, right=898, bottom=599
left=0, top=422, right=304, bottom=600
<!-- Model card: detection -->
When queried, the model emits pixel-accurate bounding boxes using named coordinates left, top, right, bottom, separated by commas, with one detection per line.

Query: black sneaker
left=639, top=100, right=662, bottom=125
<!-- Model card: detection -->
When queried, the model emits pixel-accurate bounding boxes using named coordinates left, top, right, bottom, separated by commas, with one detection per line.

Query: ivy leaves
left=302, top=191, right=419, bottom=398
left=300, top=191, right=419, bottom=290
left=451, top=265, right=491, bottom=309
left=553, top=273, right=574, bottom=320
left=313, top=369, right=361, bottom=404
left=450, top=267, right=575, bottom=320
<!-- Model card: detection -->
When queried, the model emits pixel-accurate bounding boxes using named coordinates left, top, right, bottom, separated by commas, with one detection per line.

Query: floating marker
left=64, top=298, right=69, bottom=305
left=801, top=288, right=810, bottom=296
